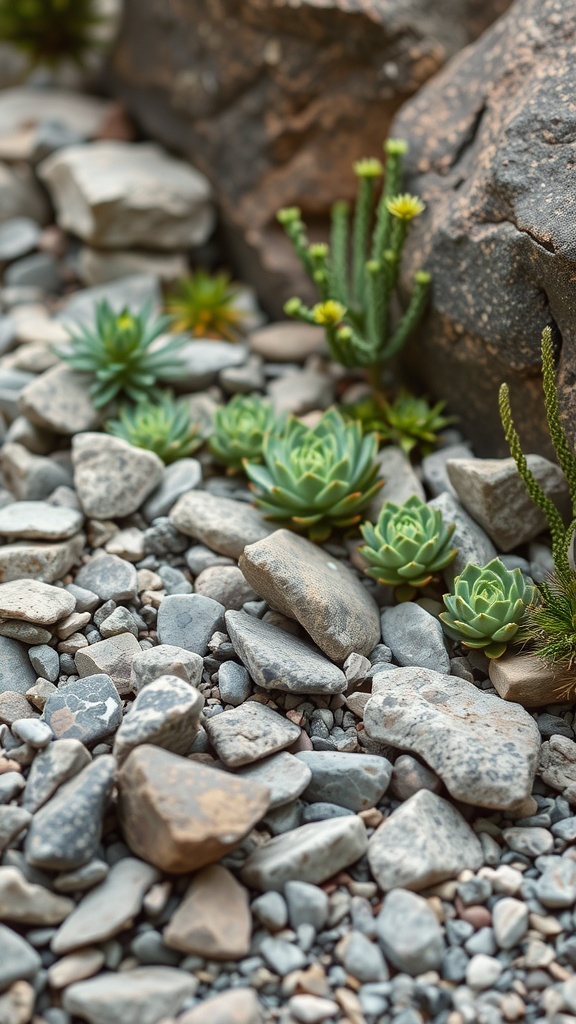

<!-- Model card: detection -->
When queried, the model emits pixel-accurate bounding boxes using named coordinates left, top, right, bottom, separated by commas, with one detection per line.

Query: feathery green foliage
left=440, top=559, right=533, bottom=660
left=209, top=394, right=279, bottom=472
left=105, top=393, right=201, bottom=464
left=343, top=391, right=454, bottom=456
left=518, top=573, right=576, bottom=682
left=360, top=496, right=456, bottom=601
left=277, top=140, right=430, bottom=375
left=0, top=0, right=102, bottom=68
left=244, top=407, right=382, bottom=542
left=166, top=270, right=247, bottom=342
left=58, top=300, right=184, bottom=409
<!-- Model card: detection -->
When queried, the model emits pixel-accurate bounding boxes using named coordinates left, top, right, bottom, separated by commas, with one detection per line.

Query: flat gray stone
left=367, top=790, right=483, bottom=891
left=19, top=363, right=101, bottom=435
left=0, top=217, right=40, bottom=260
left=52, top=857, right=159, bottom=955
left=171, top=490, right=274, bottom=559
left=241, top=816, right=368, bottom=892
left=0, top=924, right=41, bottom=989
left=364, top=666, right=541, bottom=809
left=295, top=751, right=392, bottom=811
left=367, top=445, right=426, bottom=521
left=0, top=635, right=37, bottom=694
left=163, top=340, right=246, bottom=391
left=225, top=610, right=347, bottom=695
left=194, top=565, right=258, bottom=610
left=380, top=602, right=450, bottom=673
left=267, top=367, right=334, bottom=415
left=0, top=87, right=109, bottom=144
left=217, top=660, right=252, bottom=706
left=72, top=433, right=164, bottom=519
left=11, top=717, right=52, bottom=747
left=226, top=751, right=311, bottom=809
left=28, top=644, right=60, bottom=682
left=0, top=866, right=74, bottom=925
left=130, top=644, right=203, bottom=693
left=203, top=701, right=300, bottom=768
left=156, top=593, right=225, bottom=657
left=428, top=492, right=497, bottom=588
left=5, top=251, right=59, bottom=291
left=535, top=856, right=576, bottom=909
left=75, top=634, right=142, bottom=697
left=25, top=755, right=116, bottom=871
left=43, top=675, right=122, bottom=745
left=58, top=274, right=161, bottom=328
left=1, top=441, right=72, bottom=501
left=0, top=805, right=31, bottom=851
left=113, top=674, right=204, bottom=764
left=377, top=889, right=445, bottom=975
left=23, top=738, right=92, bottom=813
left=0, top=533, right=85, bottom=585
left=142, top=459, right=202, bottom=522
left=75, top=554, right=137, bottom=602
left=0, top=578, right=75, bottom=624
left=63, top=967, right=196, bottom=1024
left=240, top=530, right=381, bottom=662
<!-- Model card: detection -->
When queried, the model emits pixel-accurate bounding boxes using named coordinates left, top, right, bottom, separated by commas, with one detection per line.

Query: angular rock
left=377, top=889, right=445, bottom=975
left=1, top=441, right=72, bottom=501
left=75, top=554, right=137, bottom=602
left=48, top=948, right=106, bottom=989
left=0, top=866, right=74, bottom=925
left=113, top=674, right=204, bottom=763
left=539, top=735, right=576, bottom=803
left=63, top=967, right=196, bottom=1024
left=0, top=805, right=31, bottom=851
left=177, top=990, right=263, bottom=1024
left=79, top=246, right=188, bottom=287
left=0, top=635, right=39, bottom=695
left=23, top=738, right=92, bottom=813
left=0, top=217, right=40, bottom=260
left=422, top=442, right=473, bottom=497
left=163, top=864, right=251, bottom=959
left=489, top=651, right=573, bottom=708
left=19, top=363, right=101, bottom=435
left=268, top=368, right=334, bottom=415
left=58, top=274, right=161, bottom=328
left=492, top=897, right=529, bottom=950
left=0, top=690, right=34, bottom=725
left=0, top=578, right=75, bottom=624
left=249, top=322, right=325, bottom=362
left=225, top=610, right=347, bottom=695
left=118, top=745, right=270, bottom=872
left=367, top=445, right=426, bottom=521
left=0, top=534, right=84, bottom=584
left=240, top=530, right=380, bottom=661
left=142, top=458, right=202, bottom=522
left=0, top=502, right=83, bottom=541
left=130, top=644, right=203, bottom=693
left=228, top=751, right=311, bottom=809
left=75, top=634, right=142, bottom=696
left=447, top=456, right=569, bottom=551
left=72, top=433, right=164, bottom=519
left=0, top=925, right=41, bottom=990
left=39, top=141, right=214, bottom=249
left=368, top=790, right=483, bottom=891
left=156, top=593, right=225, bottom=657
left=0, top=88, right=110, bottom=145
left=535, top=856, right=576, bottom=909
left=380, top=602, right=450, bottom=673
left=0, top=160, right=48, bottom=225
left=364, top=666, right=540, bottom=809
left=43, top=675, right=123, bottom=745
left=170, top=490, right=274, bottom=559
left=194, top=565, right=259, bottom=610
left=203, top=701, right=300, bottom=767
left=428, top=492, right=497, bottom=587
left=24, top=755, right=115, bottom=871
left=241, top=816, right=368, bottom=892
left=52, top=857, right=159, bottom=955
left=164, top=340, right=247, bottom=391
left=296, top=751, right=392, bottom=812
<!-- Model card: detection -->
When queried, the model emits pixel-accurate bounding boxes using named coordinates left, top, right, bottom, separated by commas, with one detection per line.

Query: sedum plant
left=360, top=496, right=457, bottom=601
left=58, top=300, right=184, bottom=409
left=439, top=559, right=533, bottom=659
left=106, top=392, right=201, bottom=465
left=277, top=140, right=430, bottom=382
left=244, top=407, right=382, bottom=542
left=166, top=270, right=247, bottom=342
left=209, top=394, right=279, bottom=473
left=344, top=391, right=454, bottom=457
left=0, top=0, right=102, bottom=68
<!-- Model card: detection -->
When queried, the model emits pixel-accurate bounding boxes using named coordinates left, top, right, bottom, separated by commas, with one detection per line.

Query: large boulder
left=392, top=0, right=576, bottom=457
left=108, top=0, right=511, bottom=312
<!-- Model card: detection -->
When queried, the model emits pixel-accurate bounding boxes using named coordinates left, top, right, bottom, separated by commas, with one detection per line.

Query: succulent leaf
left=360, top=495, right=456, bottom=591
left=105, top=392, right=201, bottom=464
left=439, top=558, right=533, bottom=658
left=209, top=395, right=281, bottom=472
left=166, top=270, right=247, bottom=341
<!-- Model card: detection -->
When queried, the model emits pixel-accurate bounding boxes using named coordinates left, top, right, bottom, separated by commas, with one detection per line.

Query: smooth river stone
left=0, top=866, right=74, bottom=925
left=0, top=577, right=75, bottom=624
left=239, top=529, right=381, bottom=661
left=170, top=490, right=274, bottom=559
left=202, top=701, right=300, bottom=768
left=63, top=967, right=196, bottom=1024
left=225, top=610, right=347, bottom=695
left=363, top=666, right=541, bottom=810
left=241, top=816, right=368, bottom=892
left=0, top=501, right=83, bottom=540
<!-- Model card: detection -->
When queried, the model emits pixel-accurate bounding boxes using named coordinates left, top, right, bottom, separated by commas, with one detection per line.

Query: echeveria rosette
left=244, top=408, right=382, bottom=542
left=360, top=496, right=457, bottom=600
left=209, top=394, right=280, bottom=472
left=439, top=558, right=533, bottom=659
left=106, top=392, right=201, bottom=465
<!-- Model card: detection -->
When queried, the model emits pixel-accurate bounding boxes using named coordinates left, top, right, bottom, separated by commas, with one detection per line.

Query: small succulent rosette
left=209, top=394, right=279, bottom=472
left=440, top=558, right=533, bottom=659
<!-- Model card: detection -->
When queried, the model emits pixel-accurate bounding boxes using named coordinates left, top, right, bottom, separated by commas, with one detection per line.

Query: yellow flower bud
left=385, top=194, right=426, bottom=221
left=313, top=301, right=347, bottom=326
left=353, top=158, right=384, bottom=178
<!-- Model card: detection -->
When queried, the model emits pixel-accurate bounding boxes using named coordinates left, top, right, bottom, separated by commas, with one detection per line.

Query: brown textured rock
left=117, top=745, right=270, bottom=872
left=163, top=865, right=251, bottom=959
left=392, top=0, right=576, bottom=456
left=108, top=0, right=511, bottom=312
left=489, top=652, right=574, bottom=707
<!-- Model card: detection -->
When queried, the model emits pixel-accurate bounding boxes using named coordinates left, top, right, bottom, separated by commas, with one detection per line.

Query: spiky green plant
left=439, top=559, right=533, bottom=659
left=208, top=394, right=279, bottom=472
left=58, top=300, right=184, bottom=409
left=105, top=393, right=201, bottom=464
left=360, top=496, right=457, bottom=601
left=343, top=391, right=454, bottom=456
left=166, top=270, right=247, bottom=341
left=244, top=407, right=382, bottom=542
left=0, top=0, right=102, bottom=68
left=277, top=140, right=430, bottom=380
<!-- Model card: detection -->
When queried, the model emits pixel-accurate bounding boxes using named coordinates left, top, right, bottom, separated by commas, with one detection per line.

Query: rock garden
left=0, top=2, right=576, bottom=1024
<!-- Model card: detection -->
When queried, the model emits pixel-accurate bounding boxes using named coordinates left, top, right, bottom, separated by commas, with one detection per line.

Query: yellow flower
left=385, top=193, right=426, bottom=221
left=116, top=313, right=136, bottom=331
left=353, top=158, right=384, bottom=178
left=308, top=243, right=329, bottom=259
left=277, top=207, right=301, bottom=225
left=313, top=301, right=346, bottom=326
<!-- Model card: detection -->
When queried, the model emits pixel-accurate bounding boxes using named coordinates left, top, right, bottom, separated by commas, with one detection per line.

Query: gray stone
left=28, top=643, right=59, bottom=682
left=72, top=433, right=164, bottom=519
left=0, top=924, right=41, bottom=990
left=142, top=459, right=202, bottom=522
left=466, top=954, right=503, bottom=990
left=377, top=889, right=445, bottom=975
left=0, top=805, right=31, bottom=851
left=249, top=321, right=325, bottom=362
left=62, top=967, right=196, bottom=1024
left=23, top=738, right=92, bottom=813
left=447, top=455, right=570, bottom=551
left=380, top=602, right=450, bottom=673
left=502, top=826, right=554, bottom=857
left=0, top=773, right=25, bottom=803
left=4, top=251, right=59, bottom=291
left=0, top=619, right=51, bottom=643
left=75, top=635, right=142, bottom=697
left=164, top=341, right=247, bottom=391
left=11, top=717, right=52, bottom=747
left=0, top=578, right=75, bottom=624
left=58, top=274, right=162, bottom=329
left=194, top=565, right=259, bottom=610
left=492, top=897, right=529, bottom=950
left=241, top=816, right=368, bottom=891
left=75, top=555, right=138, bottom=603
left=268, top=368, right=334, bottom=415
left=367, top=445, right=426, bottom=522
left=43, top=675, right=122, bottom=745
left=421, top=443, right=473, bottom=497
left=79, top=246, right=188, bottom=287
left=65, top=583, right=100, bottom=613
left=240, top=529, right=381, bottom=662
left=0, top=88, right=109, bottom=145
left=284, top=880, right=329, bottom=931
left=25, top=755, right=116, bottom=871
left=428, top=492, right=497, bottom=587
left=539, top=735, right=576, bottom=803
left=19, top=364, right=101, bottom=436
left=0, top=689, right=36, bottom=725
left=39, top=141, right=214, bottom=249
left=225, top=610, right=347, bottom=695
left=536, top=856, right=576, bottom=909
left=0, top=217, right=40, bottom=261
left=99, top=606, right=139, bottom=639
left=52, top=857, right=159, bottom=954
left=367, top=790, right=483, bottom=891
left=341, top=931, right=389, bottom=983
left=0, top=534, right=84, bottom=585
left=295, top=751, right=392, bottom=811
left=113, top=674, right=204, bottom=764
left=260, top=937, right=306, bottom=975
left=54, top=859, right=109, bottom=893
left=390, top=754, right=443, bottom=801
left=364, top=666, right=540, bottom=809
left=0, top=160, right=49, bottom=225
left=157, top=593, right=225, bottom=657
left=171, top=490, right=274, bottom=559
left=251, top=891, right=288, bottom=931
left=0, top=635, right=37, bottom=694
left=130, top=644, right=203, bottom=693
left=203, top=701, right=300, bottom=767
left=217, top=660, right=252, bottom=706
left=1, top=441, right=72, bottom=501
left=228, top=751, right=311, bottom=809
left=0, top=866, right=74, bottom=925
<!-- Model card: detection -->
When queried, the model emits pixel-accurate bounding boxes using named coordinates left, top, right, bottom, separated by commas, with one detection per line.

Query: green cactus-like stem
left=541, top=326, right=576, bottom=517
left=329, top=201, right=350, bottom=305
left=383, top=271, right=431, bottom=361
left=353, top=177, right=375, bottom=308
left=372, top=141, right=406, bottom=261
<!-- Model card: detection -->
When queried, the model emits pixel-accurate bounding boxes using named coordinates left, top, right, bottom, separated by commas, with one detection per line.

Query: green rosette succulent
left=344, top=392, right=454, bottom=457
left=439, top=558, right=533, bottom=659
left=360, top=496, right=456, bottom=600
left=106, top=392, right=201, bottom=465
left=209, top=394, right=279, bottom=472
left=244, top=407, right=382, bottom=542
